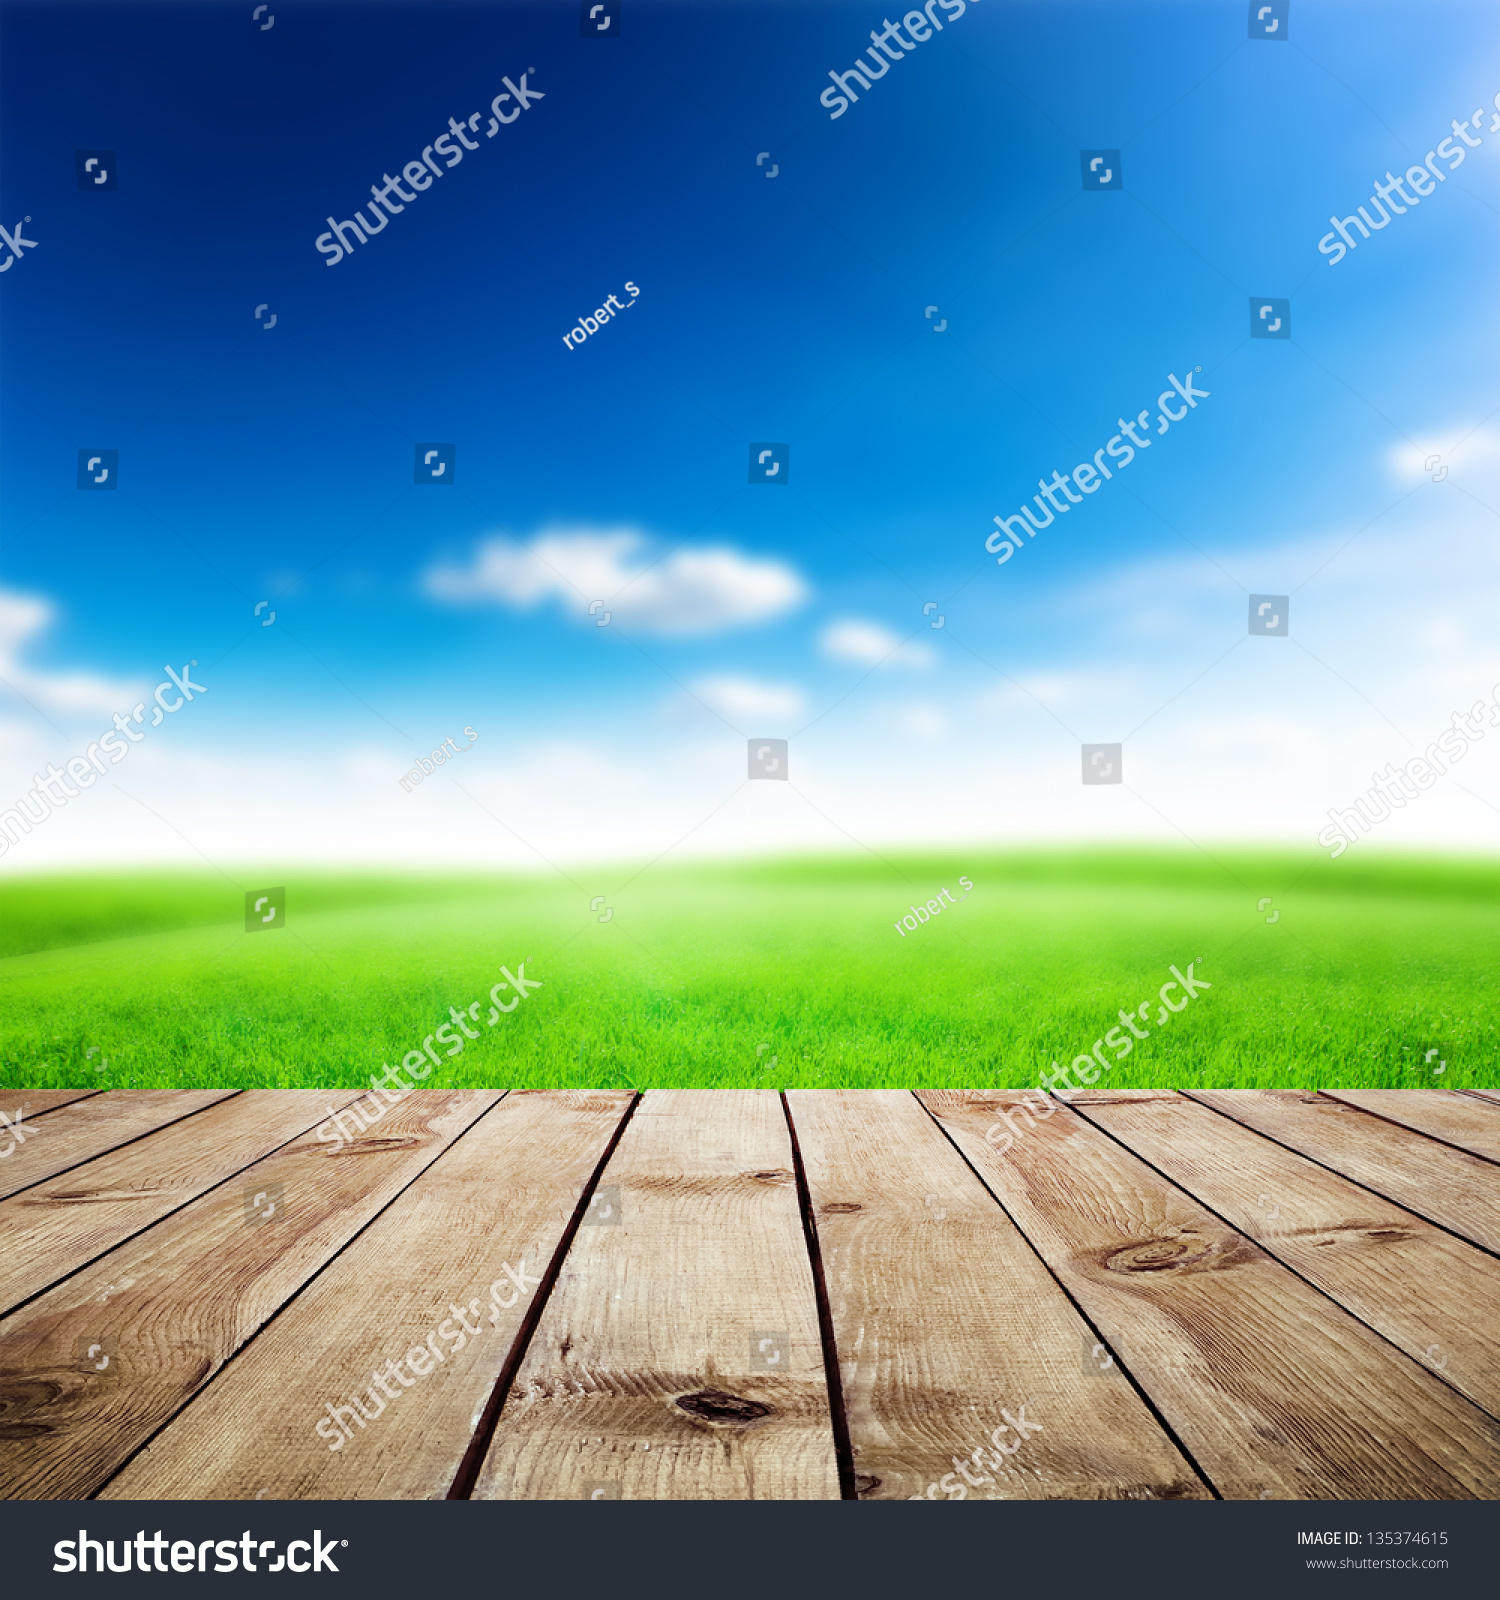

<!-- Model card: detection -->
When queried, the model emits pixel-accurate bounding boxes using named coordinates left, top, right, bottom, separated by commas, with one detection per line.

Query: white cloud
left=0, top=589, right=140, bottom=717
left=819, top=618, right=933, bottom=669
left=975, top=669, right=1130, bottom=714
left=1387, top=427, right=1500, bottom=485
left=423, top=526, right=808, bottom=637
left=686, top=676, right=805, bottom=725
left=14, top=493, right=1500, bottom=875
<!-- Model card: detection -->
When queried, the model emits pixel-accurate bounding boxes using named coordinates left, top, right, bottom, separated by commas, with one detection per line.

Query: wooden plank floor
left=1188, top=1089, right=1500, bottom=1254
left=0, top=1089, right=100, bottom=1122
left=0, top=1090, right=237, bottom=1202
left=1319, top=1089, right=1500, bottom=1163
left=1, top=1089, right=1496, bottom=1501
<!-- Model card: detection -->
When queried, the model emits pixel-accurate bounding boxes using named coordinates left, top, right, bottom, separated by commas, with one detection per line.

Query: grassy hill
left=1, top=848, right=1495, bottom=1088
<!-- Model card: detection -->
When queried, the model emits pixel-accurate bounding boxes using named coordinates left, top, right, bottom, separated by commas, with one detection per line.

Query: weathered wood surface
left=1067, top=1090, right=1500, bottom=1420
left=1318, top=1089, right=1500, bottom=1164
left=0, top=1089, right=1495, bottom=1502
left=0, top=1091, right=365, bottom=1313
left=787, top=1090, right=1209, bottom=1500
left=918, top=1091, right=1500, bottom=1500
left=475, top=1090, right=842, bottom=1500
left=105, top=1091, right=631, bottom=1501
left=1188, top=1090, right=1500, bottom=1254
left=3, top=1092, right=503, bottom=1500
left=0, top=1089, right=101, bottom=1123
left=0, top=1089, right=236, bottom=1202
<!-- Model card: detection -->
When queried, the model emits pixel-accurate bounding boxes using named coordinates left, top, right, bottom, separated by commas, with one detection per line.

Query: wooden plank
left=100, top=1091, right=632, bottom=1502
left=0, top=1090, right=237, bottom=1202
left=474, top=1090, right=841, bottom=1500
left=1319, top=1090, right=1500, bottom=1165
left=1460, top=1090, right=1500, bottom=1108
left=787, top=1091, right=1209, bottom=1500
left=0, top=1089, right=101, bottom=1122
left=918, top=1092, right=1500, bottom=1499
left=1188, top=1091, right=1500, bottom=1254
left=0, top=1091, right=503, bottom=1500
left=0, top=1090, right=367, bottom=1313
left=1068, top=1091, right=1500, bottom=1421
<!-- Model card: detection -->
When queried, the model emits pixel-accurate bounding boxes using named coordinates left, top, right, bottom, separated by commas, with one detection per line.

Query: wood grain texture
left=102, top=1091, right=631, bottom=1502
left=1188, top=1091, right=1500, bottom=1254
left=2, top=1089, right=1495, bottom=1502
left=1318, top=1091, right=1500, bottom=1164
left=1069, top=1090, right=1500, bottom=1420
left=475, top=1090, right=841, bottom=1500
left=0, top=1092, right=502, bottom=1500
left=918, top=1091, right=1500, bottom=1499
left=787, top=1090, right=1208, bottom=1500
left=0, top=1090, right=100, bottom=1122
left=1460, top=1090, right=1500, bottom=1108
left=0, top=1090, right=237, bottom=1202
left=0, top=1091, right=365, bottom=1314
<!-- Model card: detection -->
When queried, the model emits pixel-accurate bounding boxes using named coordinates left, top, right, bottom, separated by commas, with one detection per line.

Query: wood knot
left=854, top=1472, right=882, bottom=1497
left=744, top=1169, right=794, bottom=1185
left=1308, top=1222, right=1415, bottom=1249
left=822, top=1202, right=862, bottom=1214
left=0, top=1420, right=53, bottom=1441
left=0, top=1376, right=67, bottom=1438
left=1077, top=1094, right=1176, bottom=1106
left=337, top=1136, right=421, bottom=1155
left=1105, top=1237, right=1213, bottom=1273
left=672, top=1387, right=776, bottom=1427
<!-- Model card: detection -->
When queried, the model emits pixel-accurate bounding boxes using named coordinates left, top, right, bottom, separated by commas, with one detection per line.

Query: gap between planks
left=101, top=1092, right=635, bottom=1502
left=1065, top=1090, right=1500, bottom=1423
left=1, top=1093, right=505, bottom=1499
left=917, top=1091, right=1500, bottom=1499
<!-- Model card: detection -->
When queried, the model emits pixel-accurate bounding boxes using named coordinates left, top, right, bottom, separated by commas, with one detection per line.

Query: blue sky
left=3, top=0, right=1500, bottom=869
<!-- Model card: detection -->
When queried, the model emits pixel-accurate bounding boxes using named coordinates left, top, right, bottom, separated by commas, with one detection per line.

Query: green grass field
left=2, top=849, right=1496, bottom=1089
